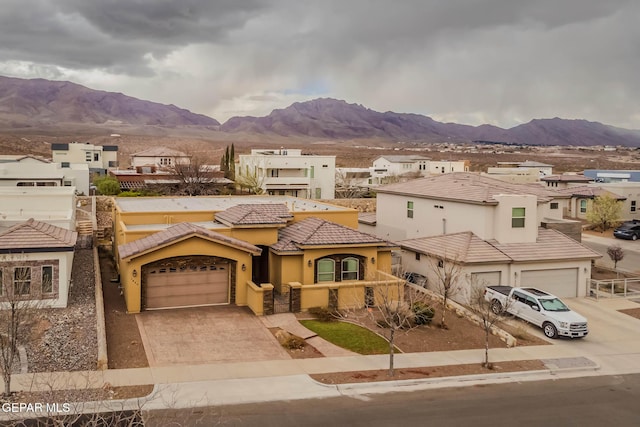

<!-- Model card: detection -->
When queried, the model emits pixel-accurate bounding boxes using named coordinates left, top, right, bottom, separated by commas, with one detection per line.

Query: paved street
left=146, top=374, right=640, bottom=426
left=582, top=233, right=640, bottom=273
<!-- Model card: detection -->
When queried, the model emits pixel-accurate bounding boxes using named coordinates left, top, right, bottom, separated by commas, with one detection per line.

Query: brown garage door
left=145, top=263, right=229, bottom=309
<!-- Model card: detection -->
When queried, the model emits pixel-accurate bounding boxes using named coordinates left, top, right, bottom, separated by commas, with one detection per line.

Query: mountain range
left=1, top=75, right=639, bottom=147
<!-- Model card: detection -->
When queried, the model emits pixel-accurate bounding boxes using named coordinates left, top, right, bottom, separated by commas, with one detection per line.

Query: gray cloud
left=0, top=0, right=639, bottom=128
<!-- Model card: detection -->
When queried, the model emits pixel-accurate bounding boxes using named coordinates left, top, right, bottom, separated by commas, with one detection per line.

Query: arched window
left=317, top=259, right=335, bottom=282
left=342, top=257, right=359, bottom=281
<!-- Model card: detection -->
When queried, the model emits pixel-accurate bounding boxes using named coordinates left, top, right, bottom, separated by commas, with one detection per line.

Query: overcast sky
left=1, top=0, right=639, bottom=129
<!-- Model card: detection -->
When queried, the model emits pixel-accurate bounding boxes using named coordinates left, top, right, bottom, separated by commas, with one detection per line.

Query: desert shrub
left=309, top=306, right=336, bottom=322
left=412, top=302, right=435, bottom=325
left=283, top=335, right=306, bottom=350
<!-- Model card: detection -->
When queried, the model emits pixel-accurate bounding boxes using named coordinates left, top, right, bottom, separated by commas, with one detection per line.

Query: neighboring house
left=586, top=182, right=640, bottom=222
left=366, top=173, right=596, bottom=301
left=495, top=161, right=553, bottom=177
left=0, top=219, right=77, bottom=308
left=554, top=186, right=626, bottom=220
left=369, top=156, right=468, bottom=185
left=130, top=147, right=191, bottom=169
left=0, top=160, right=89, bottom=195
left=238, top=149, right=336, bottom=199
left=583, top=169, right=640, bottom=183
left=0, top=187, right=76, bottom=232
left=51, top=142, right=118, bottom=175
left=113, top=196, right=398, bottom=315
left=484, top=167, right=539, bottom=183
left=541, top=174, right=593, bottom=189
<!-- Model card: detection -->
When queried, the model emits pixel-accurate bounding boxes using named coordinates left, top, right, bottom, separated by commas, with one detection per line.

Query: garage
left=520, top=268, right=578, bottom=297
left=470, top=271, right=502, bottom=298
left=144, top=259, right=230, bottom=310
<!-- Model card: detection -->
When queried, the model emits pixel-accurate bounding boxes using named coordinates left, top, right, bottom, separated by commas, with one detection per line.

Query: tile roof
left=272, top=217, right=389, bottom=252
left=0, top=219, right=77, bottom=251
left=118, top=222, right=261, bottom=259
left=489, top=228, right=601, bottom=262
left=400, top=228, right=600, bottom=263
left=215, top=204, right=292, bottom=226
left=377, top=172, right=562, bottom=204
left=358, top=212, right=377, bottom=225
left=400, top=232, right=511, bottom=263
left=131, top=147, right=189, bottom=158
left=554, top=185, right=626, bottom=200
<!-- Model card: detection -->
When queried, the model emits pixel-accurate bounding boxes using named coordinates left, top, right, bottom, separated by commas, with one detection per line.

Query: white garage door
left=145, top=263, right=229, bottom=309
left=520, top=268, right=578, bottom=298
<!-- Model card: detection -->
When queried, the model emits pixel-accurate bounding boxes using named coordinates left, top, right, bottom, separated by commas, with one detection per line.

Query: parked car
left=403, top=272, right=427, bottom=287
left=613, top=220, right=640, bottom=241
left=484, top=286, right=588, bottom=339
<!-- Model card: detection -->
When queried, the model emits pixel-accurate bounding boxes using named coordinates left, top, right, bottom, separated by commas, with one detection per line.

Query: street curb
left=330, top=361, right=602, bottom=394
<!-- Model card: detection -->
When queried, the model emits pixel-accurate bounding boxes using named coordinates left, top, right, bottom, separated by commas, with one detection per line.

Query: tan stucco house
left=363, top=172, right=600, bottom=301
left=113, top=196, right=399, bottom=314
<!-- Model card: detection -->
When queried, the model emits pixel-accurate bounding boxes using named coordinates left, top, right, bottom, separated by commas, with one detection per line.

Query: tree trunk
left=388, top=329, right=395, bottom=377
left=3, top=370, right=10, bottom=397
left=484, top=330, right=490, bottom=367
left=441, top=297, right=447, bottom=328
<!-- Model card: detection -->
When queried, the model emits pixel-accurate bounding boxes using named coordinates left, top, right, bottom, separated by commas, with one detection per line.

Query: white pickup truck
left=484, top=286, right=588, bottom=339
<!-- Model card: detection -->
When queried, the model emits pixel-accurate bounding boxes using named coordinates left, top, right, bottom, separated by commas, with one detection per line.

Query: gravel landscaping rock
left=25, top=249, right=98, bottom=373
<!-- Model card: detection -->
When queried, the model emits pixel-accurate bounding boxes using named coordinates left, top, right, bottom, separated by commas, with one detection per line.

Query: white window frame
left=341, top=257, right=359, bottom=281
left=317, top=259, right=335, bottom=283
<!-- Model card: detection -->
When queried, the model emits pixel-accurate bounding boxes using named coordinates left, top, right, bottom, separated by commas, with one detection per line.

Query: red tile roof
left=118, top=222, right=262, bottom=259
left=272, top=217, right=390, bottom=252
left=0, top=219, right=77, bottom=251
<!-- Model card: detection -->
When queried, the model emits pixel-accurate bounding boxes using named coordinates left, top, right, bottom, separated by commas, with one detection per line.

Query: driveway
left=135, top=306, right=290, bottom=366
left=582, top=233, right=640, bottom=273
left=503, top=297, right=640, bottom=359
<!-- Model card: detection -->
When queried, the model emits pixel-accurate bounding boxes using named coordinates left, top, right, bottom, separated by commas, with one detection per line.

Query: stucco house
left=130, top=147, right=191, bottom=169
left=0, top=219, right=77, bottom=308
left=0, top=159, right=89, bottom=195
left=0, top=187, right=76, bottom=233
left=237, top=149, right=336, bottom=199
left=363, top=172, right=599, bottom=301
left=51, top=142, right=118, bottom=175
left=113, top=196, right=399, bottom=315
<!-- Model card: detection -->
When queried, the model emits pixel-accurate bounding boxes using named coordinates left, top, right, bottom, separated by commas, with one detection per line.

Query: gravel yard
left=25, top=249, right=98, bottom=373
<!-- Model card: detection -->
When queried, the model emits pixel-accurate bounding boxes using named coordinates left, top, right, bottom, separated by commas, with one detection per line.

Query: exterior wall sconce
left=308, top=260, right=313, bottom=267
left=241, top=264, right=246, bottom=271
left=371, top=257, right=375, bottom=264
left=132, top=269, right=137, bottom=278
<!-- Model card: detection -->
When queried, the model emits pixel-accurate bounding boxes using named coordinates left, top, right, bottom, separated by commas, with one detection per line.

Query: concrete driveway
left=135, top=306, right=290, bottom=367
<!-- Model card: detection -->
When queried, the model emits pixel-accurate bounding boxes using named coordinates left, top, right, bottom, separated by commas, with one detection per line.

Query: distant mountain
left=1, top=76, right=639, bottom=147
left=0, top=76, right=219, bottom=128
left=221, top=98, right=640, bottom=147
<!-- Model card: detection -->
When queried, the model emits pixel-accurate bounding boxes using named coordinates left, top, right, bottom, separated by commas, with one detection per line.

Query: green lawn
left=300, top=320, right=393, bottom=355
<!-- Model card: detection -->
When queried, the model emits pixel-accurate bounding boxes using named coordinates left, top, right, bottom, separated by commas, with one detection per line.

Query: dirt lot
left=99, top=248, right=149, bottom=369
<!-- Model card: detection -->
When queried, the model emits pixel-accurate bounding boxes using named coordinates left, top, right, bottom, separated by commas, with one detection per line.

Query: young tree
left=467, top=281, right=513, bottom=368
left=607, top=244, right=625, bottom=272
left=586, top=194, right=623, bottom=232
left=170, top=155, right=221, bottom=196
left=0, top=260, right=41, bottom=397
left=429, top=255, right=463, bottom=329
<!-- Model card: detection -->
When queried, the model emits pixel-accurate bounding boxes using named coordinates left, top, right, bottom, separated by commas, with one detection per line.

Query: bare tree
left=168, top=153, right=224, bottom=196
left=607, top=244, right=624, bottom=272
left=429, top=255, right=463, bottom=329
left=0, top=259, right=42, bottom=397
left=334, top=170, right=369, bottom=199
left=467, top=280, right=513, bottom=368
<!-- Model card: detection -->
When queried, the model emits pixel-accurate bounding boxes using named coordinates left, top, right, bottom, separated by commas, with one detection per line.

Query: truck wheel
left=491, top=300, right=502, bottom=315
left=543, top=322, right=558, bottom=339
